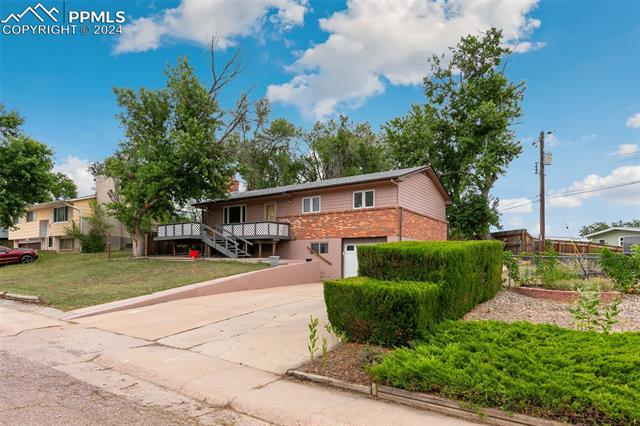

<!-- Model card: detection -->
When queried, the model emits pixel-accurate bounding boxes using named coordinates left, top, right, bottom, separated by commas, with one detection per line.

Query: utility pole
left=539, top=131, right=545, bottom=252
left=536, top=131, right=552, bottom=253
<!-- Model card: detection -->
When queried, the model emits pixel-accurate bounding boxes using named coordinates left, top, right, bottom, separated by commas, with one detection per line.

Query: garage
left=342, top=237, right=387, bottom=278
left=18, top=241, right=42, bottom=250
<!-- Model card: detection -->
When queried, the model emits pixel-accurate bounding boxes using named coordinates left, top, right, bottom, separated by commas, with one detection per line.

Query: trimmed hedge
left=369, top=321, right=640, bottom=425
left=324, top=277, right=440, bottom=346
left=358, top=241, right=503, bottom=319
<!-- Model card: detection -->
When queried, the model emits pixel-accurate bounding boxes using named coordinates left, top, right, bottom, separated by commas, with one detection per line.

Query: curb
left=286, top=369, right=564, bottom=426
left=0, top=291, right=43, bottom=304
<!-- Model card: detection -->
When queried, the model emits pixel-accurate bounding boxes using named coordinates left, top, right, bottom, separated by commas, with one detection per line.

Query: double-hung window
left=53, top=206, right=69, bottom=223
left=353, top=189, right=375, bottom=209
left=223, top=205, right=246, bottom=224
left=25, top=211, right=35, bottom=222
left=302, top=196, right=321, bottom=213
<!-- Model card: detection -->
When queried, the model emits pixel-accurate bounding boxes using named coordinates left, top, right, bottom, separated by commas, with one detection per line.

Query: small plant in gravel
left=502, top=251, right=520, bottom=287
left=357, top=345, right=385, bottom=369
left=325, top=322, right=347, bottom=344
left=321, top=336, right=329, bottom=368
left=308, top=315, right=319, bottom=360
left=569, top=285, right=620, bottom=334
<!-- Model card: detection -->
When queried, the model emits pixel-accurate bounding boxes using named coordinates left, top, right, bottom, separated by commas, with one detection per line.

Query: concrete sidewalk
left=1, top=288, right=474, bottom=425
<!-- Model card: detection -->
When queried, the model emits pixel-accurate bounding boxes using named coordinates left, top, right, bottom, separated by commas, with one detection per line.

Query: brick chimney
left=228, top=178, right=240, bottom=193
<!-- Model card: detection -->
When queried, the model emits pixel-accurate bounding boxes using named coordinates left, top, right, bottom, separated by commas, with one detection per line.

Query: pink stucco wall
left=276, top=238, right=343, bottom=279
left=64, top=260, right=322, bottom=320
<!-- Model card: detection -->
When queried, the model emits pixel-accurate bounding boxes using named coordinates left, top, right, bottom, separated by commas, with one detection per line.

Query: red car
left=0, top=245, right=38, bottom=266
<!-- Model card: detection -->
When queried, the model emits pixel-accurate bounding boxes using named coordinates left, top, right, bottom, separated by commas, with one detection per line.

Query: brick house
left=156, top=166, right=451, bottom=279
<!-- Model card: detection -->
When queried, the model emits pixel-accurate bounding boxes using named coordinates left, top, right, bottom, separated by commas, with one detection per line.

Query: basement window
left=310, top=242, right=329, bottom=254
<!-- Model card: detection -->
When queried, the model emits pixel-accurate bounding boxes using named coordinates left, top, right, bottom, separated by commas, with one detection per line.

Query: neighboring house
left=584, top=227, right=640, bottom=250
left=156, top=166, right=451, bottom=279
left=8, top=176, right=130, bottom=252
left=0, top=227, right=7, bottom=240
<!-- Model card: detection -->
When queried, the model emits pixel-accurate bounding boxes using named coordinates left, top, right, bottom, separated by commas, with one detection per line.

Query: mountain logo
left=1, top=3, right=59, bottom=24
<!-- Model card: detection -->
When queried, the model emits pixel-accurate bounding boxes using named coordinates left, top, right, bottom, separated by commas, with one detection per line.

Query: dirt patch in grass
left=297, top=343, right=388, bottom=385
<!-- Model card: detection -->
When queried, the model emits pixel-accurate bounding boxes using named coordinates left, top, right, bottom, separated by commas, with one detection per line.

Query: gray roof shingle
left=195, top=165, right=434, bottom=205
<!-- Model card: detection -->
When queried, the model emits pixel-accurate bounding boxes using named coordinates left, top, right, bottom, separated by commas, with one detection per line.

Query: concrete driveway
left=75, top=283, right=331, bottom=374
left=2, top=285, right=474, bottom=425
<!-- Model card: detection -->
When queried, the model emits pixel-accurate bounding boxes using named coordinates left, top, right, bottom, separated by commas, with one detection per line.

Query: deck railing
left=156, top=222, right=202, bottom=239
left=221, top=221, right=290, bottom=239
left=156, top=221, right=290, bottom=240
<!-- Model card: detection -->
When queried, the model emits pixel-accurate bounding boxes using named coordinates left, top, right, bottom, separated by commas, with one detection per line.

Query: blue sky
left=1, top=0, right=639, bottom=236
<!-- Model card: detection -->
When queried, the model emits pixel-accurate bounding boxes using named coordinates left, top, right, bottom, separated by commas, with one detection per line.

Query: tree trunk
left=131, top=231, right=146, bottom=257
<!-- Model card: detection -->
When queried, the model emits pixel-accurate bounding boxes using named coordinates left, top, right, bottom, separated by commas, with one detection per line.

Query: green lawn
left=0, top=251, right=267, bottom=311
left=370, top=321, right=640, bottom=425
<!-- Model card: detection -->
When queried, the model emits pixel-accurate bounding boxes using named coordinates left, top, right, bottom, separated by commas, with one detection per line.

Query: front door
left=265, top=203, right=276, bottom=221
left=39, top=220, right=49, bottom=238
left=343, top=244, right=358, bottom=278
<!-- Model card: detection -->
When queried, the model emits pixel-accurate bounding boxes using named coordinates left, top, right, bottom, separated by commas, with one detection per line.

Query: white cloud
left=267, top=0, right=542, bottom=119
left=114, top=0, right=308, bottom=54
left=499, top=197, right=533, bottom=213
left=54, top=156, right=95, bottom=197
left=613, top=143, right=639, bottom=156
left=626, top=112, right=640, bottom=128
left=548, top=165, right=640, bottom=208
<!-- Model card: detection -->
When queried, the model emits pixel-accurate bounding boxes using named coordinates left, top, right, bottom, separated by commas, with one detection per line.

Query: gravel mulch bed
left=464, top=289, right=640, bottom=332
left=296, top=343, right=388, bottom=385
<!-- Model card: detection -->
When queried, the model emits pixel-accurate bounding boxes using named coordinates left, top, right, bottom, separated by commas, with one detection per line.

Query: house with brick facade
left=155, top=166, right=451, bottom=279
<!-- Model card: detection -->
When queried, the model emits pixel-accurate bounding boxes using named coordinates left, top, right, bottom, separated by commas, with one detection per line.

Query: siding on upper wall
left=204, top=181, right=398, bottom=227
left=397, top=171, right=447, bottom=222
left=9, top=198, right=96, bottom=241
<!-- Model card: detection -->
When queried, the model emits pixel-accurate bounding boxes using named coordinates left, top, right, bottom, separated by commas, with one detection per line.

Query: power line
left=498, top=180, right=640, bottom=212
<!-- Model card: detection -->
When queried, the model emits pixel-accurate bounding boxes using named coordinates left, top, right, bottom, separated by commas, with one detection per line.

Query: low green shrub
left=358, top=241, right=503, bottom=319
left=601, top=248, right=640, bottom=292
left=369, top=321, right=640, bottom=425
left=324, top=277, right=440, bottom=346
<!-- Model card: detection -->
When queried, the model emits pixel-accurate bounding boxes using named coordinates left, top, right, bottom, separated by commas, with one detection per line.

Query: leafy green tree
left=65, top=199, right=112, bottom=253
left=104, top=53, right=247, bottom=256
left=580, top=219, right=640, bottom=236
left=301, top=115, right=391, bottom=182
left=384, top=28, right=524, bottom=239
left=238, top=99, right=304, bottom=190
left=0, top=104, right=77, bottom=229
left=579, top=221, right=610, bottom=236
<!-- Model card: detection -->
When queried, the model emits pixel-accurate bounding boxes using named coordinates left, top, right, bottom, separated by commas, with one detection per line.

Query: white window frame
left=302, top=196, right=321, bottom=214
left=25, top=211, right=36, bottom=222
left=353, top=189, right=375, bottom=209
left=53, top=206, right=69, bottom=223
left=222, top=204, right=246, bottom=224
left=310, top=242, right=329, bottom=254
left=59, top=237, right=74, bottom=250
